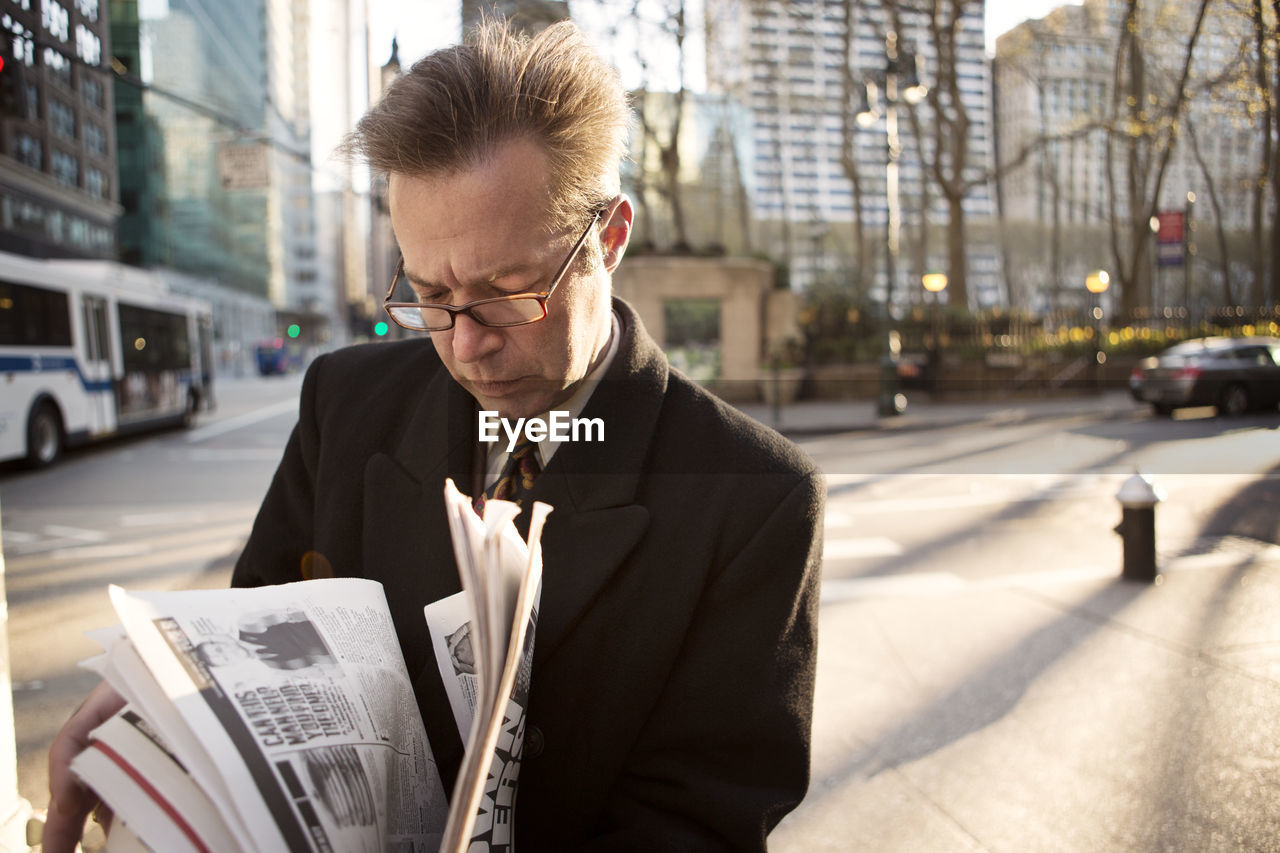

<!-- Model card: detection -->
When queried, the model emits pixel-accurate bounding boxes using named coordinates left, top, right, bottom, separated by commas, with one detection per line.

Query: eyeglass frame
left=383, top=205, right=608, bottom=332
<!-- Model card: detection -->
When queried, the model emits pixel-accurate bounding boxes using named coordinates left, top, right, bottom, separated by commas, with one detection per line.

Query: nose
left=448, top=312, right=504, bottom=364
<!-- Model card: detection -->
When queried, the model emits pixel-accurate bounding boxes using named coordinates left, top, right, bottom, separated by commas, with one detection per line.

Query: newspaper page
left=99, top=578, right=449, bottom=853
left=429, top=479, right=550, bottom=853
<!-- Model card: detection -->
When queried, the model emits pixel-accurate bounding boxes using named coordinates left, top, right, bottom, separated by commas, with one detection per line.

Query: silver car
left=1129, top=336, right=1280, bottom=416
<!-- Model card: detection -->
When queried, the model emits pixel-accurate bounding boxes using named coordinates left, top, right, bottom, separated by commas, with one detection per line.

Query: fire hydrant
left=1115, top=472, right=1161, bottom=582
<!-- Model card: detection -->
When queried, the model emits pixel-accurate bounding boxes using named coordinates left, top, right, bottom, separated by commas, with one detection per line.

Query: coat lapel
left=362, top=362, right=476, bottom=611
left=361, top=363, right=478, bottom=789
left=525, top=299, right=668, bottom=666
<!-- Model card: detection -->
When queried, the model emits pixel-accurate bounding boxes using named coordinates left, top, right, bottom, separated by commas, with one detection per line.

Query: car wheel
left=1152, top=403, right=1174, bottom=417
left=1218, top=383, right=1249, bottom=417
left=26, top=402, right=63, bottom=468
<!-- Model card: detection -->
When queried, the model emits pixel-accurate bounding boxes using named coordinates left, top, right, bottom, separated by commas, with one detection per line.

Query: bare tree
left=631, top=0, right=691, bottom=250
left=839, top=0, right=872, bottom=297
left=1271, top=0, right=1280, bottom=304
left=919, top=0, right=981, bottom=310
left=1104, top=0, right=1212, bottom=318
left=1185, top=116, right=1235, bottom=304
left=871, top=0, right=991, bottom=310
left=1250, top=0, right=1280, bottom=305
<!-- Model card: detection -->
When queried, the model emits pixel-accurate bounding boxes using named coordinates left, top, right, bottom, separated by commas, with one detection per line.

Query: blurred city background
left=2, top=0, right=1276, bottom=398
left=1, top=0, right=1279, bottom=850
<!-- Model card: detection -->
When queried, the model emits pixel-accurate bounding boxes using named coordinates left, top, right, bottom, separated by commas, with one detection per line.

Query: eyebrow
left=401, top=260, right=543, bottom=292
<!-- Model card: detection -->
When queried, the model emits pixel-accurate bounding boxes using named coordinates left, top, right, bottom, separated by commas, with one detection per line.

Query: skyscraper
left=705, top=0, right=998, bottom=305
left=994, top=0, right=1271, bottom=310
left=1, top=0, right=117, bottom=259
left=111, top=0, right=318, bottom=313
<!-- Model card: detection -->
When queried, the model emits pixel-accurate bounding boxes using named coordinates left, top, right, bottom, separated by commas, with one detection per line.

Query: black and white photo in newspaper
left=105, top=579, right=449, bottom=852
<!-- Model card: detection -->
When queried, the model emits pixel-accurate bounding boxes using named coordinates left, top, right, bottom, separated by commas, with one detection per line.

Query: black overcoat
left=233, top=299, right=824, bottom=851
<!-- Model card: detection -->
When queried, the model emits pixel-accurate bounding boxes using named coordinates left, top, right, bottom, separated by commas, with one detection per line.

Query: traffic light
left=373, top=321, right=389, bottom=337
left=286, top=323, right=301, bottom=339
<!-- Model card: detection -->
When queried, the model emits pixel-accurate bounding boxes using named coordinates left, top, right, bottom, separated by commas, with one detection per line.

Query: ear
left=600, top=195, right=633, bottom=274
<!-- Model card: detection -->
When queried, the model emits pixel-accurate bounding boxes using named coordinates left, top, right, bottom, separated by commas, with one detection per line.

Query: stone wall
left=613, top=256, right=793, bottom=401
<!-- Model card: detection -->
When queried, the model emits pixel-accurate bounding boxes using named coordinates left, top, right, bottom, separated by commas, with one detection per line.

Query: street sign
left=217, top=140, right=269, bottom=189
left=1155, top=210, right=1184, bottom=267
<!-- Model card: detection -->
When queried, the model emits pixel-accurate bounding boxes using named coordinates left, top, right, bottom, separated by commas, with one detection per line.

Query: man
left=46, top=20, right=823, bottom=851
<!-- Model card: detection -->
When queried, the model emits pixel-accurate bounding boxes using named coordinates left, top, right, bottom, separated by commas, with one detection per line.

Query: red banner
left=1156, top=211, right=1184, bottom=244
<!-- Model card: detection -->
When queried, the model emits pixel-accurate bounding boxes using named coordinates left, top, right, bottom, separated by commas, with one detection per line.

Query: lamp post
left=857, top=31, right=927, bottom=417
left=1086, top=269, right=1110, bottom=393
left=922, top=272, right=947, bottom=394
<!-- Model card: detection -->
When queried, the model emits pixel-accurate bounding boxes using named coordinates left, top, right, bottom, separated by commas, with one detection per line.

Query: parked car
left=1129, top=336, right=1280, bottom=416
left=255, top=338, right=300, bottom=376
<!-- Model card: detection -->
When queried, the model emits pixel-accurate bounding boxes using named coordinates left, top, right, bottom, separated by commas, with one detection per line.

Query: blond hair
left=344, top=20, right=629, bottom=229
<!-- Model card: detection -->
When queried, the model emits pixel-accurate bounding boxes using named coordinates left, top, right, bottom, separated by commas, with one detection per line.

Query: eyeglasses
left=384, top=206, right=606, bottom=332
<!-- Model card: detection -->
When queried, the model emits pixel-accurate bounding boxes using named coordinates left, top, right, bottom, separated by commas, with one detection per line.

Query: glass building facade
left=110, top=0, right=315, bottom=303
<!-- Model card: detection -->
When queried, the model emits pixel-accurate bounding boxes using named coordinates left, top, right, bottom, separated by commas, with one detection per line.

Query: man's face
left=389, top=138, right=629, bottom=420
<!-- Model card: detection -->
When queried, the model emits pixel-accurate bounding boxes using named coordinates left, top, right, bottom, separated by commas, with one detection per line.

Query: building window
left=3, top=14, right=35, bottom=67
left=85, top=166, right=106, bottom=198
left=42, top=0, right=69, bottom=42
left=21, top=80, right=38, bottom=121
left=43, top=47, right=72, bottom=87
left=50, top=149, right=78, bottom=186
left=74, top=23, right=98, bottom=65
left=50, top=98, right=75, bottom=139
left=84, top=121, right=105, bottom=156
left=75, top=0, right=97, bottom=22
left=14, top=132, right=42, bottom=169
left=82, top=75, right=103, bottom=109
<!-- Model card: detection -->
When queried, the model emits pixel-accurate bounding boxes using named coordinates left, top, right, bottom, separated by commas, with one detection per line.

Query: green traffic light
left=287, top=324, right=301, bottom=338
left=374, top=321, right=389, bottom=337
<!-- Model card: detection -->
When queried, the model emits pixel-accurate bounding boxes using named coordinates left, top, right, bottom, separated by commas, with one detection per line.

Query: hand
left=43, top=681, right=125, bottom=853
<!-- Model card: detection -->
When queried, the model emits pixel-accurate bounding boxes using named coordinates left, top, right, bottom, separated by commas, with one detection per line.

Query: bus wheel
left=26, top=402, right=63, bottom=468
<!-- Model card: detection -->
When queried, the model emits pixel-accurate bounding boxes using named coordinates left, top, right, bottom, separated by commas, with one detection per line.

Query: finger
left=44, top=682, right=126, bottom=852
left=42, top=789, right=95, bottom=853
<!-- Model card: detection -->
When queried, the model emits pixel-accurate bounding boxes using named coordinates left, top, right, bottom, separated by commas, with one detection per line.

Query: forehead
left=388, top=139, right=557, bottom=255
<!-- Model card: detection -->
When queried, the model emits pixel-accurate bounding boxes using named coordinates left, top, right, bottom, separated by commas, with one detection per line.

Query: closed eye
left=410, top=286, right=451, bottom=304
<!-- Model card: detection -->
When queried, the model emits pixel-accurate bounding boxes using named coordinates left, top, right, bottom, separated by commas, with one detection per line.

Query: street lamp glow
left=922, top=272, right=948, bottom=293
left=1086, top=270, right=1110, bottom=294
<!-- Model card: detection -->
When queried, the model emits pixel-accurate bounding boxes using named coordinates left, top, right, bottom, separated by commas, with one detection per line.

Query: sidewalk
left=773, top=537, right=1280, bottom=851
left=751, top=388, right=1280, bottom=849
left=737, top=389, right=1147, bottom=437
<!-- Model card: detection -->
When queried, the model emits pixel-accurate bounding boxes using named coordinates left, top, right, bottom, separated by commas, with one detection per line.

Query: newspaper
left=71, top=480, right=549, bottom=853
left=428, top=480, right=549, bottom=851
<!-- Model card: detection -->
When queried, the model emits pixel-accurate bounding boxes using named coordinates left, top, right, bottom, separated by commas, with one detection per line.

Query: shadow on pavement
left=1192, top=461, right=1280, bottom=546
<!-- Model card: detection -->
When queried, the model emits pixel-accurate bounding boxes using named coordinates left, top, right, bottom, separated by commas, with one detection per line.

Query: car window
left=1231, top=346, right=1273, bottom=365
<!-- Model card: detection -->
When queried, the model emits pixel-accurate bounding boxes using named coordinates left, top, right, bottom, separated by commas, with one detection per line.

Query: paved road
left=2, top=374, right=304, bottom=827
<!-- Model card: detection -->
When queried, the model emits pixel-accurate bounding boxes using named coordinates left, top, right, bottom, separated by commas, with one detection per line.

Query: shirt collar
left=483, top=311, right=621, bottom=486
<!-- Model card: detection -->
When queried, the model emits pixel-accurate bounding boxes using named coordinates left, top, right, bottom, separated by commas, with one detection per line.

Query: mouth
left=469, top=377, right=524, bottom=397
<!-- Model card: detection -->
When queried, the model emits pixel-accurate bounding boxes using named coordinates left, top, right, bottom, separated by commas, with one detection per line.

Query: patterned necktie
left=474, top=439, right=541, bottom=515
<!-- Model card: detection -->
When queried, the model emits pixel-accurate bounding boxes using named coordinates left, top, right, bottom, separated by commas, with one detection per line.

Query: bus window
left=0, top=280, right=72, bottom=347
left=82, top=295, right=110, bottom=363
left=117, top=302, right=192, bottom=422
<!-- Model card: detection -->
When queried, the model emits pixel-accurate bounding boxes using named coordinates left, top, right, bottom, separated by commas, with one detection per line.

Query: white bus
left=0, top=250, right=215, bottom=467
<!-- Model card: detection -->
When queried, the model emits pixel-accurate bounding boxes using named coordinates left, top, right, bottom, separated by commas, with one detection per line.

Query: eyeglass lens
left=386, top=297, right=547, bottom=331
